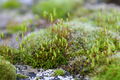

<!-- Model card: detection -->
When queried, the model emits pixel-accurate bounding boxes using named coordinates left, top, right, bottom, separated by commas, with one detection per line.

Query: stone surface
left=15, top=65, right=89, bottom=80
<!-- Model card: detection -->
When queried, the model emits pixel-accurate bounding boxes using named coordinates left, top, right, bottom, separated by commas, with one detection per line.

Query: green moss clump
left=53, top=69, right=65, bottom=76
left=93, top=64, right=120, bottom=80
left=2, top=0, right=21, bottom=9
left=19, top=20, right=120, bottom=75
left=0, top=45, right=22, bottom=64
left=62, top=21, right=120, bottom=76
left=7, top=22, right=27, bottom=34
left=79, top=9, right=120, bottom=34
left=20, top=22, right=71, bottom=69
left=0, top=56, right=16, bottom=80
left=73, top=7, right=94, bottom=18
left=32, top=0, right=82, bottom=20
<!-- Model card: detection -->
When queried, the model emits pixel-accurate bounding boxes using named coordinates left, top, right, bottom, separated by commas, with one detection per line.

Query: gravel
left=15, top=65, right=90, bottom=80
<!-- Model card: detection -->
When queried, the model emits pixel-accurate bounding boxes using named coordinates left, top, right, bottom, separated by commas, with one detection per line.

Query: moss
left=2, top=0, right=21, bottom=9
left=63, top=56, right=91, bottom=76
left=20, top=22, right=71, bottom=69
left=53, top=69, right=65, bottom=76
left=32, top=0, right=82, bottom=20
left=17, top=74, right=28, bottom=79
left=79, top=9, right=120, bottom=34
left=0, top=45, right=23, bottom=64
left=19, top=20, right=120, bottom=75
left=73, top=7, right=94, bottom=18
left=62, top=21, right=120, bottom=76
left=93, top=64, right=120, bottom=80
left=7, top=21, right=27, bottom=34
left=0, top=56, right=16, bottom=80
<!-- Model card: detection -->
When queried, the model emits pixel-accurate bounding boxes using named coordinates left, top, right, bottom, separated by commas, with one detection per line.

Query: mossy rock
left=0, top=56, right=16, bottom=80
